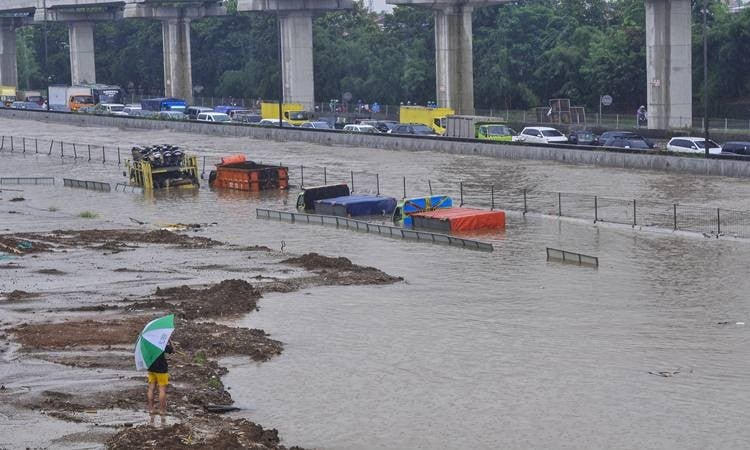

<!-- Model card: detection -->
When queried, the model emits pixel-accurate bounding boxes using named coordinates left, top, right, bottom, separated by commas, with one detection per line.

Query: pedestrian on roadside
left=637, top=105, right=647, bottom=127
left=147, top=339, right=174, bottom=416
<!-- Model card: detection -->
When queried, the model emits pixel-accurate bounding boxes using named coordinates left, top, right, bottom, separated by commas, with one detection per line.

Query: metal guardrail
left=546, top=247, right=599, bottom=267
left=0, top=177, right=55, bottom=185
left=114, top=183, right=143, bottom=193
left=256, top=208, right=494, bottom=252
left=62, top=178, right=111, bottom=192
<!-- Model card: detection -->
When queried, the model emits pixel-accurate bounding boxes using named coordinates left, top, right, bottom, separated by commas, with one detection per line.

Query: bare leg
left=147, top=382, right=156, bottom=414
left=158, top=384, right=167, bottom=415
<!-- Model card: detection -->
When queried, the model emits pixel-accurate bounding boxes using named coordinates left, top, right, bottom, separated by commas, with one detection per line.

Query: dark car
left=603, top=136, right=651, bottom=150
left=568, top=130, right=597, bottom=145
left=598, top=131, right=655, bottom=148
left=388, top=123, right=436, bottom=136
left=720, top=141, right=750, bottom=156
left=359, top=119, right=398, bottom=133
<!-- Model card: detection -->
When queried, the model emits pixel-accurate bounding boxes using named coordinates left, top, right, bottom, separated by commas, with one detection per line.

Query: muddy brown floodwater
left=1, top=228, right=402, bottom=449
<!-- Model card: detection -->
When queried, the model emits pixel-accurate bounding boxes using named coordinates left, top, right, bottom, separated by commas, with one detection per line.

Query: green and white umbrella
left=134, top=314, right=175, bottom=371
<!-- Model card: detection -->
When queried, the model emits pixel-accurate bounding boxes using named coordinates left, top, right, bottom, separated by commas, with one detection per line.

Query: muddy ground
left=1, top=228, right=402, bottom=449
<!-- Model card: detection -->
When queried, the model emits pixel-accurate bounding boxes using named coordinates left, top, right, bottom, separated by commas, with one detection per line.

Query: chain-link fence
left=2, top=134, right=748, bottom=238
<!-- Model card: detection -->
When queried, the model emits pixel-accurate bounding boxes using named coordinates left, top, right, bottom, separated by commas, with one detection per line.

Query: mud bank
left=1, top=228, right=402, bottom=448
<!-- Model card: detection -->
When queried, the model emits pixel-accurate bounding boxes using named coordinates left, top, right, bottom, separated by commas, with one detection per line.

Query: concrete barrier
left=3, top=108, right=750, bottom=178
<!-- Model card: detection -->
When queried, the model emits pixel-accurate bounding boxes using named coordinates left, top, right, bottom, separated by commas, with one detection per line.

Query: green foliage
left=79, top=211, right=98, bottom=218
left=12, top=0, right=750, bottom=115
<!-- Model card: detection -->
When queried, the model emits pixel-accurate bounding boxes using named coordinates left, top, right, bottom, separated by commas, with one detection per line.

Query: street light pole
left=703, top=0, right=709, bottom=158
left=43, top=0, right=49, bottom=110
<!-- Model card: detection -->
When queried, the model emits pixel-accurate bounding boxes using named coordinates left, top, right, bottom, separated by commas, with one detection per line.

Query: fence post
left=673, top=204, right=677, bottom=231
left=428, top=179, right=433, bottom=196
left=0, top=136, right=4, bottom=150
left=202, top=156, right=206, bottom=179
left=460, top=181, right=464, bottom=207
left=376, top=173, right=379, bottom=195
left=717, top=208, right=721, bottom=235
left=350, top=170, right=354, bottom=193
left=35, top=138, right=38, bottom=154
left=48, top=140, right=54, bottom=155
left=523, top=188, right=527, bottom=215
left=633, top=199, right=637, bottom=227
left=558, top=192, right=562, bottom=216
left=88, top=144, right=91, bottom=160
left=491, top=185, right=495, bottom=210
left=616, top=114, right=619, bottom=128
left=10, top=136, right=13, bottom=151
left=60, top=141, right=64, bottom=158
left=301, top=165, right=304, bottom=187
left=323, top=166, right=327, bottom=185
left=594, top=196, right=598, bottom=222
left=22, top=137, right=25, bottom=153
left=102, top=146, right=106, bottom=163
left=117, top=147, right=121, bottom=164
left=73, top=143, right=77, bottom=159
left=725, top=118, right=728, bottom=132
left=403, top=176, right=406, bottom=199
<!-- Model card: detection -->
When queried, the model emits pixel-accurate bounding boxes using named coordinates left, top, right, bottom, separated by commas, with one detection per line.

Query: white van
left=197, top=112, right=231, bottom=123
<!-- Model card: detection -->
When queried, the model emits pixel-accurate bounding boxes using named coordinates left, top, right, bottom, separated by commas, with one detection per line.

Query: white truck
left=48, top=86, right=95, bottom=112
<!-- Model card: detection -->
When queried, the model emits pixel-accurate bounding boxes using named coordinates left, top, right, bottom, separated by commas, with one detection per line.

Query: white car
left=197, top=112, right=231, bottom=123
left=123, top=104, right=142, bottom=116
left=97, top=103, right=126, bottom=115
left=666, top=137, right=721, bottom=155
left=300, top=121, right=333, bottom=129
left=343, top=124, right=379, bottom=133
left=515, top=127, right=568, bottom=144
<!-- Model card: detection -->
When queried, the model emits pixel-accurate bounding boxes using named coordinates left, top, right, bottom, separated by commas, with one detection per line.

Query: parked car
left=603, top=136, right=652, bottom=150
left=568, top=130, right=597, bottom=145
left=123, top=104, right=142, bottom=116
left=196, top=112, right=231, bottom=123
left=359, top=119, right=398, bottom=133
left=232, top=112, right=262, bottom=124
left=94, top=103, right=126, bottom=115
left=257, top=118, right=293, bottom=127
left=185, top=106, right=214, bottom=120
left=299, top=121, right=334, bottom=129
left=720, top=141, right=750, bottom=156
left=157, top=110, right=186, bottom=121
left=515, top=127, right=567, bottom=144
left=666, top=137, right=721, bottom=155
left=598, top=131, right=656, bottom=148
left=388, top=123, right=437, bottom=135
left=10, top=101, right=43, bottom=110
left=343, top=124, right=380, bottom=133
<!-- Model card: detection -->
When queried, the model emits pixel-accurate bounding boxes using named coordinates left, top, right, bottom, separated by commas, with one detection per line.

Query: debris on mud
left=0, top=229, right=222, bottom=254
left=0, top=236, right=50, bottom=254
left=35, top=268, right=66, bottom=275
left=3, top=290, right=39, bottom=302
left=127, top=279, right=262, bottom=320
left=281, top=252, right=403, bottom=286
left=107, top=416, right=304, bottom=450
left=10, top=197, right=24, bottom=202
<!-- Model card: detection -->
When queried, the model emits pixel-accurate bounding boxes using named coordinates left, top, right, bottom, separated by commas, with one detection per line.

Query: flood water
left=1, top=119, right=750, bottom=449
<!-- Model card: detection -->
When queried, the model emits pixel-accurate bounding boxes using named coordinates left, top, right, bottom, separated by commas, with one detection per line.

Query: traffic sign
left=343, top=92, right=353, bottom=101
left=601, top=95, right=613, bottom=106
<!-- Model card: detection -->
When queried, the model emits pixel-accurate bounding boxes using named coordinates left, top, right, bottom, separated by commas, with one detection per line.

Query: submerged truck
left=445, top=115, right=514, bottom=141
left=260, top=102, right=309, bottom=126
left=399, top=106, right=455, bottom=135
left=48, top=86, right=95, bottom=111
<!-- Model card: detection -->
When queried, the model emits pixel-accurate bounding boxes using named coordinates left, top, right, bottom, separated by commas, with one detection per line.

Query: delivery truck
left=399, top=106, right=454, bottom=135
left=48, top=86, right=95, bottom=111
left=445, top=115, right=514, bottom=141
left=0, top=86, right=16, bottom=106
left=261, top=102, right=309, bottom=126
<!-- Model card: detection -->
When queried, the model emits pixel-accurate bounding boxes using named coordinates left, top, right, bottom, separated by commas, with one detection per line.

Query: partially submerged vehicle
left=409, top=207, right=506, bottom=232
left=392, top=195, right=453, bottom=227
left=126, top=145, right=199, bottom=189
left=208, top=155, right=288, bottom=192
left=296, top=184, right=396, bottom=217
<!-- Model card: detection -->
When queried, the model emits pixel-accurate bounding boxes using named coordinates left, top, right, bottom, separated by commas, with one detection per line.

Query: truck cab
left=261, top=102, right=310, bottom=126
left=476, top=123, right=514, bottom=141
left=399, top=106, right=454, bottom=135
left=69, top=94, right=95, bottom=112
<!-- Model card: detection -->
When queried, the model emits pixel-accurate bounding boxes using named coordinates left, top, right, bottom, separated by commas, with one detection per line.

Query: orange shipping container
left=209, top=160, right=289, bottom=192
left=410, top=207, right=505, bottom=232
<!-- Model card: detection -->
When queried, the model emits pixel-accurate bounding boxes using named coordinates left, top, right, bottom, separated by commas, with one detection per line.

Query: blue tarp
left=400, top=195, right=453, bottom=227
left=315, top=195, right=397, bottom=217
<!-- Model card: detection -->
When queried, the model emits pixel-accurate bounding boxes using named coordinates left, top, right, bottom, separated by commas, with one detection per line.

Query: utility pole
left=277, top=1, right=283, bottom=129
left=703, top=0, right=709, bottom=158
left=43, top=0, right=49, bottom=110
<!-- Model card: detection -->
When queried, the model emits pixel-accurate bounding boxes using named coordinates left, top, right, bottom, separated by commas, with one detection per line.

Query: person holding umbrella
left=135, top=314, right=175, bottom=416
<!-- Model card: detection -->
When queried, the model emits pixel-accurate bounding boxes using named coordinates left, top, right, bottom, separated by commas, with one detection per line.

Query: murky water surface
left=1, top=119, right=750, bottom=449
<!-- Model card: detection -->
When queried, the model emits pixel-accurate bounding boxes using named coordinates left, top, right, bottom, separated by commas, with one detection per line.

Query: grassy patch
left=78, top=211, right=98, bottom=219
left=48, top=206, right=59, bottom=212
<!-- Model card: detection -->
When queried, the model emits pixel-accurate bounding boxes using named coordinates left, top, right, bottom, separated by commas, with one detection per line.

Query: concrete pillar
left=162, top=16, right=193, bottom=103
left=279, top=10, right=314, bottom=111
left=434, top=5, right=474, bottom=115
left=0, top=21, right=18, bottom=87
left=68, top=21, right=96, bottom=85
left=645, top=0, right=692, bottom=129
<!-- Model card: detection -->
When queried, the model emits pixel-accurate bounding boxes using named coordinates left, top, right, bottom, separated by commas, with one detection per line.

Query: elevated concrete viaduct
left=237, top=0, right=353, bottom=112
